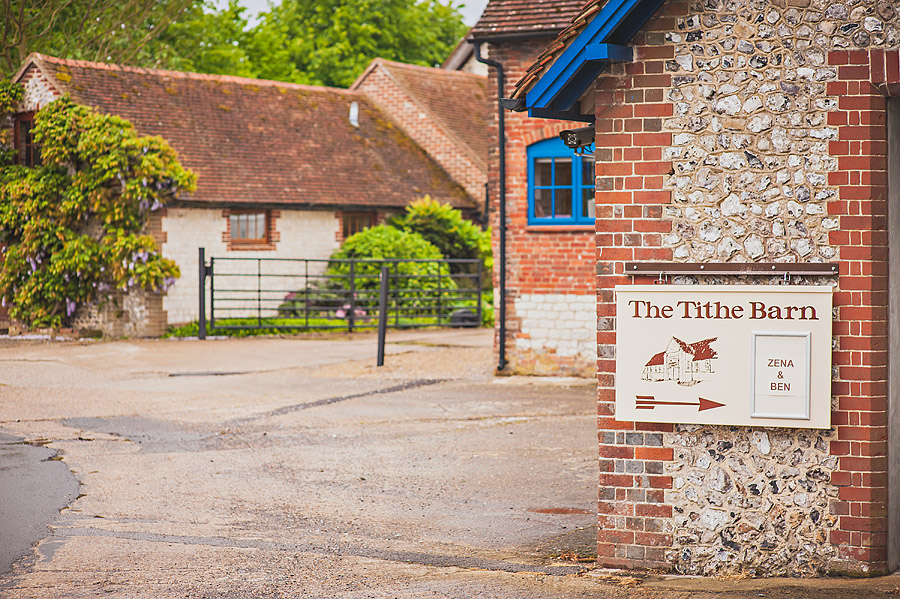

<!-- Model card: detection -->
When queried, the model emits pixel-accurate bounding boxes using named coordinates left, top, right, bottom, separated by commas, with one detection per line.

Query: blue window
left=527, top=137, right=595, bottom=225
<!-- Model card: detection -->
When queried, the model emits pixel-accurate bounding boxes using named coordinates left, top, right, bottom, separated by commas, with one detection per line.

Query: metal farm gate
left=196, top=248, right=484, bottom=338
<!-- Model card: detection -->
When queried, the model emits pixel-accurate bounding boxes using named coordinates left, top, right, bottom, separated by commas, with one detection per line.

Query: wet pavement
left=0, top=432, right=78, bottom=575
left=0, top=330, right=898, bottom=597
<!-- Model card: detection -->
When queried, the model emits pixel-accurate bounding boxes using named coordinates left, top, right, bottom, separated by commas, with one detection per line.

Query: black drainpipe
left=473, top=42, right=508, bottom=372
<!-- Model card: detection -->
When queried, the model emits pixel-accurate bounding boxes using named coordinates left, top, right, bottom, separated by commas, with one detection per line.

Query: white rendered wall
left=162, top=207, right=340, bottom=324
left=513, top=293, right=596, bottom=360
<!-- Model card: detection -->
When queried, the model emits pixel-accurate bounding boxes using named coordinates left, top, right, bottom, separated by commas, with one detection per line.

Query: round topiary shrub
left=325, top=225, right=456, bottom=311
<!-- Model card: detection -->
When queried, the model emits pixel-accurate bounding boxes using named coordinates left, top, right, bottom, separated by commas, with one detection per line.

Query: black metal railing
left=197, top=248, right=483, bottom=337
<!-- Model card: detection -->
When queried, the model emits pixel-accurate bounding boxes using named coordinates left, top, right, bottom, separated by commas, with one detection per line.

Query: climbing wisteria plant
left=0, top=82, right=195, bottom=328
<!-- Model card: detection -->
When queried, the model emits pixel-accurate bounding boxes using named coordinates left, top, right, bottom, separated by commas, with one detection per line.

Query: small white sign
left=751, top=332, right=810, bottom=420
left=615, top=285, right=832, bottom=429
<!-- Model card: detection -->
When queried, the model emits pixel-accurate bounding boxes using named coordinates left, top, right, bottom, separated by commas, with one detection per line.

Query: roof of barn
left=14, top=53, right=473, bottom=211
left=351, top=58, right=489, bottom=172
left=506, top=0, right=667, bottom=120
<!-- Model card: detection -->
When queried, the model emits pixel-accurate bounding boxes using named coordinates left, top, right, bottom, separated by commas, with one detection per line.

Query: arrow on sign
left=635, top=396, right=726, bottom=412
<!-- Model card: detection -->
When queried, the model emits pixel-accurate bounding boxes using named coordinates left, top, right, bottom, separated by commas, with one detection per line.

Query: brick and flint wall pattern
left=486, top=41, right=598, bottom=377
left=593, top=0, right=899, bottom=575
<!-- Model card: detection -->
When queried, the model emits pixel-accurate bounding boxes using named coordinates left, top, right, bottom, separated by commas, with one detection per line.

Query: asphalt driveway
left=0, top=329, right=898, bottom=598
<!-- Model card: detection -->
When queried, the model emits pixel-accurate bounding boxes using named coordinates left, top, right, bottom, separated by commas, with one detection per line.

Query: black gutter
left=483, top=182, right=489, bottom=228
left=468, top=31, right=560, bottom=44
left=473, top=42, right=508, bottom=372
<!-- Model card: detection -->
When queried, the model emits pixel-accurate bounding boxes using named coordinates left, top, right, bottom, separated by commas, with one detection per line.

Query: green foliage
left=0, top=81, right=23, bottom=165
left=0, top=0, right=196, bottom=79
left=3, top=0, right=465, bottom=90
left=246, top=0, right=467, bottom=87
left=0, top=81, right=23, bottom=115
left=149, top=1, right=274, bottom=79
left=2, top=0, right=465, bottom=90
left=388, top=196, right=492, bottom=285
left=0, top=90, right=195, bottom=328
left=389, top=196, right=490, bottom=263
left=327, top=225, right=456, bottom=307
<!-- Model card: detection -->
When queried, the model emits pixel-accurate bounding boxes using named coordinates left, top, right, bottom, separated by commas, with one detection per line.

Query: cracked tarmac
left=0, top=330, right=898, bottom=597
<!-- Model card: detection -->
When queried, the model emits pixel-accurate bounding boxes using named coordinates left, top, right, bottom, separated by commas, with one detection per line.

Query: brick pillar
left=825, top=49, right=894, bottom=572
left=594, top=16, right=681, bottom=568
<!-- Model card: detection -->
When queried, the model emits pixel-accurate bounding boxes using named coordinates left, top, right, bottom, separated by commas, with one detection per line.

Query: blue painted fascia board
left=528, top=106, right=594, bottom=123
left=550, top=43, right=633, bottom=111
left=525, top=0, right=666, bottom=117
left=584, top=43, right=633, bottom=62
left=526, top=0, right=644, bottom=109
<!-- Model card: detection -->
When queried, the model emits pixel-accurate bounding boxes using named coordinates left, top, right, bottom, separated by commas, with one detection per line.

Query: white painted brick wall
left=161, top=207, right=339, bottom=324
left=513, top=293, right=596, bottom=359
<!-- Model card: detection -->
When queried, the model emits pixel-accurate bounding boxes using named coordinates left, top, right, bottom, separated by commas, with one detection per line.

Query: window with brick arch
left=229, top=210, right=269, bottom=244
left=14, top=112, right=41, bottom=168
left=527, top=137, right=594, bottom=225
left=342, top=211, right=375, bottom=239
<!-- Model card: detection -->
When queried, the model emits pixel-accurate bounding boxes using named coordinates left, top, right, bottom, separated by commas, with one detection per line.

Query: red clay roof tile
left=469, top=0, right=588, bottom=39
left=354, top=59, right=488, bottom=172
left=509, top=0, right=604, bottom=100
left=23, top=54, right=473, bottom=211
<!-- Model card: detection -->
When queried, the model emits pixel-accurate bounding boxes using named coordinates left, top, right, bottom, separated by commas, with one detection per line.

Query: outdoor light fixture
left=559, top=125, right=595, bottom=151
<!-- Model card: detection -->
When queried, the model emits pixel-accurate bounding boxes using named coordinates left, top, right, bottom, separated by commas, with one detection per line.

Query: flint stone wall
left=662, top=0, right=897, bottom=265
left=593, top=0, right=898, bottom=576
left=666, top=425, right=839, bottom=575
left=655, top=0, right=895, bottom=575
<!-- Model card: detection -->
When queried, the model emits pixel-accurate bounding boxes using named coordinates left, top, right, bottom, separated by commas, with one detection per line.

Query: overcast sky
left=216, top=0, right=487, bottom=27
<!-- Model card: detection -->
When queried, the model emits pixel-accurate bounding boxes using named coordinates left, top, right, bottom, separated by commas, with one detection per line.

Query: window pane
left=556, top=188, right=572, bottom=217
left=534, top=158, right=553, bottom=187
left=582, top=188, right=595, bottom=218
left=555, top=158, right=572, bottom=186
left=582, top=157, right=594, bottom=186
left=534, top=189, right=552, bottom=218
left=259, top=213, right=267, bottom=238
left=343, top=212, right=374, bottom=238
left=231, top=212, right=267, bottom=240
left=17, top=120, right=27, bottom=165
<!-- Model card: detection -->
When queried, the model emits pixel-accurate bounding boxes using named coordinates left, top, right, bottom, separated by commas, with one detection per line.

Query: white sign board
left=615, top=285, right=832, bottom=429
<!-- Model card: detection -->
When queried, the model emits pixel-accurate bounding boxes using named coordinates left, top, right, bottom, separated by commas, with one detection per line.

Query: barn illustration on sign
left=641, top=337, right=718, bottom=386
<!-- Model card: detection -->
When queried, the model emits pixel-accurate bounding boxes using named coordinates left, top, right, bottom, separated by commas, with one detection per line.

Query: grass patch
left=165, top=315, right=475, bottom=338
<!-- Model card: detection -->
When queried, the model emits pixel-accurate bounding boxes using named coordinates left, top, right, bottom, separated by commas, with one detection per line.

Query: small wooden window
left=230, top=211, right=269, bottom=244
left=527, top=137, right=594, bottom=225
left=343, top=212, right=375, bottom=239
left=14, top=112, right=41, bottom=168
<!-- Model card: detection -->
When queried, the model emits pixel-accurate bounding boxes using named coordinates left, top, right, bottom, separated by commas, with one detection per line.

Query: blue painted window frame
left=527, top=137, right=595, bottom=226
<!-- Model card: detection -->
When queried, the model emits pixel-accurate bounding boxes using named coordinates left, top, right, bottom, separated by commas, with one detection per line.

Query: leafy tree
left=0, top=0, right=197, bottom=79
left=147, top=0, right=300, bottom=80
left=388, top=196, right=492, bottom=286
left=389, top=196, right=490, bottom=265
left=252, top=0, right=467, bottom=87
left=0, top=84, right=195, bottom=328
left=147, top=0, right=254, bottom=77
left=326, top=225, right=456, bottom=309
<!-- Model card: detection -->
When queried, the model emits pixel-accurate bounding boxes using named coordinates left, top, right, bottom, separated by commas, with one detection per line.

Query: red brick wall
left=824, top=48, right=898, bottom=569
left=593, top=10, right=679, bottom=569
left=485, top=40, right=598, bottom=376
